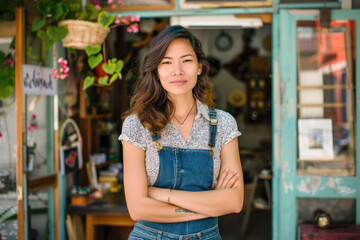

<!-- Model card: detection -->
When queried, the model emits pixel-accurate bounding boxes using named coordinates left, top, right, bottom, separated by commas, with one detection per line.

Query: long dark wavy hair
left=123, top=25, right=214, bottom=134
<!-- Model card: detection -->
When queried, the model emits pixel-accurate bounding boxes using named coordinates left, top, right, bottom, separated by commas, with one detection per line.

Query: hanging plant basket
left=58, top=20, right=110, bottom=50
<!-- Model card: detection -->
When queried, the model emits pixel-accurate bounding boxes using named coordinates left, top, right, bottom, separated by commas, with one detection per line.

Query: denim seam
left=173, top=149, right=179, bottom=189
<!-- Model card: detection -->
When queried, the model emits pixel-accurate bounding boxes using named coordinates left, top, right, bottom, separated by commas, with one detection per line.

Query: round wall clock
left=215, top=31, right=233, bottom=51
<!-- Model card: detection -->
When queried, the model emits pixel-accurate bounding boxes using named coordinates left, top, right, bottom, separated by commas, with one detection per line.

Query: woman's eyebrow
left=162, top=54, right=194, bottom=59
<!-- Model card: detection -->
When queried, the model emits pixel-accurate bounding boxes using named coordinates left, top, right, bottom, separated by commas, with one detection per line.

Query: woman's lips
left=171, top=80, right=187, bottom=85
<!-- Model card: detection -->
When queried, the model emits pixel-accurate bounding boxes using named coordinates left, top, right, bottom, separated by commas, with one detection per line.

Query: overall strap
left=152, top=132, right=163, bottom=151
left=208, top=107, right=218, bottom=148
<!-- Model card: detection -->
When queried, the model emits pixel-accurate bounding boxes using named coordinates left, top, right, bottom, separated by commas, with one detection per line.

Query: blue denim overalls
left=128, top=107, right=221, bottom=240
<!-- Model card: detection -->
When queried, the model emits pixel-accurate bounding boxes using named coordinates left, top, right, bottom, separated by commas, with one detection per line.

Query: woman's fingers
left=224, top=170, right=240, bottom=188
left=216, top=167, right=230, bottom=189
left=216, top=168, right=239, bottom=189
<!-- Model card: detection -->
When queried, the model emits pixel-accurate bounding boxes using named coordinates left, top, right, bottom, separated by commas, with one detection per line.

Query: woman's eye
left=161, top=61, right=171, bottom=64
left=183, top=59, right=192, bottom=63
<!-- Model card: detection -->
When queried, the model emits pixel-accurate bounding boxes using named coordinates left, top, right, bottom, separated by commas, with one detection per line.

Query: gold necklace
left=173, top=101, right=196, bottom=127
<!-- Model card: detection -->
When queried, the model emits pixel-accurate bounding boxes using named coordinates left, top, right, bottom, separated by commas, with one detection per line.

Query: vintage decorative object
left=215, top=31, right=233, bottom=51
left=59, top=118, right=83, bottom=175
left=70, top=185, right=96, bottom=206
left=314, top=209, right=333, bottom=229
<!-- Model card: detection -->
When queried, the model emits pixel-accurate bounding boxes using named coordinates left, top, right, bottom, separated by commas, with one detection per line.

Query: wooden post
left=15, top=7, right=25, bottom=240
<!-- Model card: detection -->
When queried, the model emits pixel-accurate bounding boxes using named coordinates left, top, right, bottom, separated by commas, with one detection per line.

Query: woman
left=119, top=25, right=244, bottom=240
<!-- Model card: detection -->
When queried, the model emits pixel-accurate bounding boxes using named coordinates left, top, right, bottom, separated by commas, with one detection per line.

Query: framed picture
left=180, top=0, right=272, bottom=9
left=298, top=119, right=334, bottom=160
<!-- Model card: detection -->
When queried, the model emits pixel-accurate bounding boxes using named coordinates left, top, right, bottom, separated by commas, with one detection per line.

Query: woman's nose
left=172, top=62, right=184, bottom=76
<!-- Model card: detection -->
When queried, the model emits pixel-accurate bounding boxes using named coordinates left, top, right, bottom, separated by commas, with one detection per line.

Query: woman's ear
left=197, top=64, right=202, bottom=75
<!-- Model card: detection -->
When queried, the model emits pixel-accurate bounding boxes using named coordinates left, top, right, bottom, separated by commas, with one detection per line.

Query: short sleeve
left=118, top=115, right=147, bottom=150
left=217, top=110, right=242, bottom=148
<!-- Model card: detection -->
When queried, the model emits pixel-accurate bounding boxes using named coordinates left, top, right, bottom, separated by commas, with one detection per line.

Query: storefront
left=0, top=1, right=359, bottom=239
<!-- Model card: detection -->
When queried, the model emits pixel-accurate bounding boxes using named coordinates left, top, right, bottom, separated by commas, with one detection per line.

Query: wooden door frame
left=274, top=9, right=360, bottom=240
left=15, top=7, right=59, bottom=240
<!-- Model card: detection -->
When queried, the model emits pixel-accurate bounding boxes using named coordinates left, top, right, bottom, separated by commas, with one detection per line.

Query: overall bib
left=128, top=107, right=221, bottom=240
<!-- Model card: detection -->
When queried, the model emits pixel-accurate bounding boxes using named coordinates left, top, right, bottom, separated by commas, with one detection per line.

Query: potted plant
left=31, top=0, right=139, bottom=50
left=31, top=0, right=140, bottom=89
left=83, top=44, right=124, bottom=90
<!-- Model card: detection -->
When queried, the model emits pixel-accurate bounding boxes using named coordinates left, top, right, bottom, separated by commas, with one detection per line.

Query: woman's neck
left=170, top=94, right=196, bottom=117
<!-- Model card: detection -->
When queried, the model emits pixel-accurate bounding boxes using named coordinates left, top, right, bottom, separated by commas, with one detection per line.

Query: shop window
left=296, top=20, right=356, bottom=176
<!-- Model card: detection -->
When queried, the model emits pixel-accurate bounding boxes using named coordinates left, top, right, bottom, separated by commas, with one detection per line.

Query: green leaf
left=0, top=85, right=13, bottom=99
left=0, top=68, right=12, bottom=86
left=52, top=3, right=64, bottom=21
left=115, top=60, right=124, bottom=73
left=85, top=3, right=98, bottom=21
left=10, top=37, right=15, bottom=50
left=46, top=25, right=68, bottom=41
left=32, top=17, right=46, bottom=32
left=85, top=45, right=101, bottom=57
left=62, top=3, right=69, bottom=16
left=102, top=62, right=115, bottom=75
left=37, top=30, right=47, bottom=40
left=98, top=75, right=109, bottom=85
left=45, top=39, right=55, bottom=50
left=88, top=54, right=103, bottom=69
left=37, top=1, right=53, bottom=16
left=83, top=76, right=95, bottom=90
left=109, top=73, right=119, bottom=84
left=79, top=9, right=89, bottom=20
left=68, top=3, right=81, bottom=12
left=98, top=11, right=115, bottom=29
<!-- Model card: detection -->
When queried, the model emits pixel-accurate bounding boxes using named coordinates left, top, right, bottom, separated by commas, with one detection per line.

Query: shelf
left=297, top=157, right=350, bottom=162
left=297, top=85, right=354, bottom=90
left=297, top=103, right=346, bottom=108
left=297, top=169, right=355, bottom=176
left=80, top=113, right=112, bottom=119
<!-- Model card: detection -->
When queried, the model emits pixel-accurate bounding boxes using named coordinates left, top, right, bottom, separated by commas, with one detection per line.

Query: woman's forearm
left=149, top=187, right=244, bottom=217
left=126, top=195, right=210, bottom=222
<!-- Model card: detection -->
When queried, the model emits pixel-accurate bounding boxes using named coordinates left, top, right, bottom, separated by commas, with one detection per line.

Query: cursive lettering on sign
left=23, top=70, right=53, bottom=90
left=22, top=64, right=57, bottom=95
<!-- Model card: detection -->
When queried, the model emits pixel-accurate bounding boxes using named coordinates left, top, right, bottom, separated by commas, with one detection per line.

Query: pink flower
left=131, top=15, right=140, bottom=22
left=53, top=57, right=70, bottom=79
left=118, top=0, right=124, bottom=6
left=51, top=69, right=58, bottom=78
left=95, top=5, right=101, bottom=11
left=60, top=59, right=68, bottom=67
left=60, top=73, right=69, bottom=79
left=0, top=132, right=2, bottom=138
left=127, top=24, right=139, bottom=33
left=115, top=15, right=122, bottom=24
left=7, top=57, right=14, bottom=65
left=32, top=114, right=36, bottom=120
left=107, top=0, right=114, bottom=4
left=122, top=18, right=129, bottom=25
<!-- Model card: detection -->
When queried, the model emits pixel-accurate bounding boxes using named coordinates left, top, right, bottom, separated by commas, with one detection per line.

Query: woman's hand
left=215, top=167, right=240, bottom=190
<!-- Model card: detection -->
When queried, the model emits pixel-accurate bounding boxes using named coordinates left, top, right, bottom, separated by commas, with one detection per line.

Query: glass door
left=277, top=9, right=360, bottom=240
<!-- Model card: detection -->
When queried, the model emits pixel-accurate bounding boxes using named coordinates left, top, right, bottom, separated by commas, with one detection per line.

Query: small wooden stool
left=240, top=170, right=272, bottom=238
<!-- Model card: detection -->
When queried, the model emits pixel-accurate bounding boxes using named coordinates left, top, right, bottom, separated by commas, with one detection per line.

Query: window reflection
left=296, top=20, right=356, bottom=176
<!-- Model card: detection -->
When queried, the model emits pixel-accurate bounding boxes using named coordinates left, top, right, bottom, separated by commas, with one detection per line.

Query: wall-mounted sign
left=22, top=64, right=57, bottom=95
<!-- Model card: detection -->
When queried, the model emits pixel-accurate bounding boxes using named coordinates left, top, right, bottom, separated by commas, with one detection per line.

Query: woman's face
left=157, top=38, right=202, bottom=98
